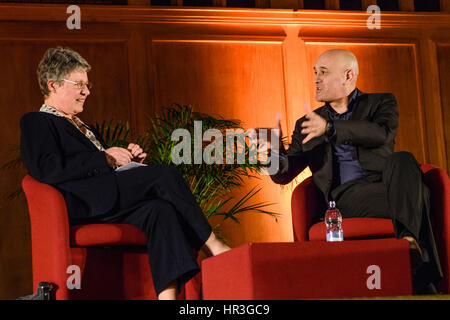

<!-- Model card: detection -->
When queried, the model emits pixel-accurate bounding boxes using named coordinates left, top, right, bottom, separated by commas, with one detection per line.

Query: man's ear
left=345, top=69, right=355, bottom=84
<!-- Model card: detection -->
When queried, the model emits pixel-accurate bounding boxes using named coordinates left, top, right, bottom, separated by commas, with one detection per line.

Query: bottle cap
left=329, top=201, right=336, bottom=208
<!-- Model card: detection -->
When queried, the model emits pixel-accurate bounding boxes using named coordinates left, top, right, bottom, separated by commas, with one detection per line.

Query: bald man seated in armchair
left=269, top=49, right=442, bottom=295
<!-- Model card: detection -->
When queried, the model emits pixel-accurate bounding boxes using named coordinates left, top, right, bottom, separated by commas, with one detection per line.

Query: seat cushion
left=308, top=218, right=395, bottom=241
left=70, top=224, right=147, bottom=247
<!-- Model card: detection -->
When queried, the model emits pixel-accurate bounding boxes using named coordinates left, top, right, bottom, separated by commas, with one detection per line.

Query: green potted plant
left=137, top=104, right=279, bottom=235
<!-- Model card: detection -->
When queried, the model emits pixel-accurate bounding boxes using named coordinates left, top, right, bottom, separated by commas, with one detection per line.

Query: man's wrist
left=325, top=120, right=335, bottom=138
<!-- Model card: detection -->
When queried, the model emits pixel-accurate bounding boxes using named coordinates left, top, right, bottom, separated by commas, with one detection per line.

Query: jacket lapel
left=56, top=116, right=100, bottom=151
left=350, top=90, right=368, bottom=121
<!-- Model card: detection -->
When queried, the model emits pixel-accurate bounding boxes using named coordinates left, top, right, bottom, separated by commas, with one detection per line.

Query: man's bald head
left=319, top=49, right=359, bottom=79
left=314, top=49, right=359, bottom=104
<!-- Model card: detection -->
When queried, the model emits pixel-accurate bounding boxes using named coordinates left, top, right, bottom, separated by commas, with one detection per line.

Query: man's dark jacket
left=20, top=111, right=117, bottom=222
left=271, top=90, right=399, bottom=201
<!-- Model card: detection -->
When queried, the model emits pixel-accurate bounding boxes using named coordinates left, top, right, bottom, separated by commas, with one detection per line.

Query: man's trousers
left=330, top=151, right=443, bottom=292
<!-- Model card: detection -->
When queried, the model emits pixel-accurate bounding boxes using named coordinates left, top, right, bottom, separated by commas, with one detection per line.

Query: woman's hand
left=127, top=143, right=147, bottom=164
left=105, top=147, right=133, bottom=167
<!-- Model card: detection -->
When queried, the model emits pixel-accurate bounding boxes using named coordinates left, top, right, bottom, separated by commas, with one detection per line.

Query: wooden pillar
left=361, top=0, right=378, bottom=10
left=170, top=0, right=183, bottom=6
left=127, top=0, right=151, bottom=5
left=255, top=0, right=270, bottom=8
left=213, top=0, right=227, bottom=6
left=441, top=0, right=450, bottom=12
left=398, top=0, right=415, bottom=11
left=269, top=0, right=302, bottom=9
left=325, top=0, right=340, bottom=10
left=417, top=38, right=448, bottom=171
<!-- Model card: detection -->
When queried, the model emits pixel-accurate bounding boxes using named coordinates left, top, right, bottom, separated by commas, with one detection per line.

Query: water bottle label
left=326, top=231, right=344, bottom=242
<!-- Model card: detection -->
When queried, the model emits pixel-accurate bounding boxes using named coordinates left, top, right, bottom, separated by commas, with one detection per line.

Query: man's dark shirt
left=325, top=88, right=367, bottom=188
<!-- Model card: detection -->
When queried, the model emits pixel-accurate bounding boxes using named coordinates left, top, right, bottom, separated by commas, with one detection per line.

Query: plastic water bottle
left=325, top=201, right=344, bottom=242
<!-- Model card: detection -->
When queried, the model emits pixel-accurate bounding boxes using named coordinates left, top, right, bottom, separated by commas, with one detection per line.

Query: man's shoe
left=415, top=283, right=438, bottom=295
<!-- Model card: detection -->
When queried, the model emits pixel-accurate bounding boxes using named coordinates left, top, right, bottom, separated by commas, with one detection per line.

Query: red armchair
left=291, top=164, right=450, bottom=293
left=22, top=174, right=201, bottom=300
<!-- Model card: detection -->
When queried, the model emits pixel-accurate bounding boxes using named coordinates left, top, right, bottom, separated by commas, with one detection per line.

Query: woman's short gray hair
left=37, top=47, right=91, bottom=96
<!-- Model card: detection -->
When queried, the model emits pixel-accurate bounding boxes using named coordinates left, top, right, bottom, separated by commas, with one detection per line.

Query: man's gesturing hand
left=260, top=113, right=282, bottom=151
left=301, top=103, right=327, bottom=144
left=127, top=143, right=147, bottom=164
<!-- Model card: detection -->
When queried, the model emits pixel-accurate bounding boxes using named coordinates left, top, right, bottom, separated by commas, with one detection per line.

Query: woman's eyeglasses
left=62, top=79, right=93, bottom=90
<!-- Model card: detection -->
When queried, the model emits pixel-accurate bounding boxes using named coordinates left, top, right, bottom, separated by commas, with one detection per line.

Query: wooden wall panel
left=70, top=42, right=133, bottom=126
left=437, top=44, right=450, bottom=172
left=303, top=42, right=426, bottom=163
left=150, top=40, right=286, bottom=125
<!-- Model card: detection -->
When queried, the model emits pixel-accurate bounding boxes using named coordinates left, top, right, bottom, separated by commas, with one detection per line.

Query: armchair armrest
left=22, top=175, right=72, bottom=297
left=291, top=176, right=324, bottom=242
